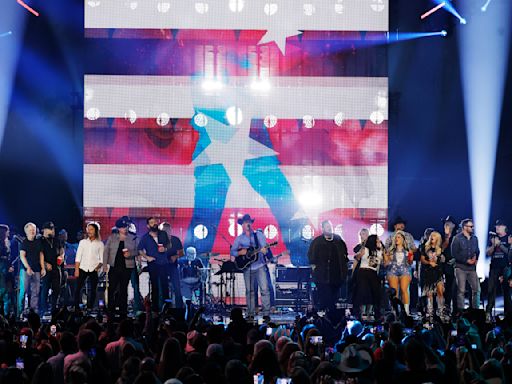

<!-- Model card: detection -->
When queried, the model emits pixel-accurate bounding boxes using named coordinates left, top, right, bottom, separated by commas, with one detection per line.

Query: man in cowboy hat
left=103, top=216, right=139, bottom=316
left=230, top=214, right=271, bottom=319
left=385, top=216, right=416, bottom=251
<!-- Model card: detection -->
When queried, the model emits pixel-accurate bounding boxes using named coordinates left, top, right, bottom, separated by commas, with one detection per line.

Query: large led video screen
left=84, top=0, right=389, bottom=265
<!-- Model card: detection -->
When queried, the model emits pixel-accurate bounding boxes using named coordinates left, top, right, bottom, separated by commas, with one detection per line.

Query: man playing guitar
left=230, top=214, right=271, bottom=319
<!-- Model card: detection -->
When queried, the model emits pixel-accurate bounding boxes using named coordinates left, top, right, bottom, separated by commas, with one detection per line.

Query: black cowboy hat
left=237, top=214, right=255, bottom=225
left=392, top=216, right=407, bottom=227
left=443, top=215, right=457, bottom=225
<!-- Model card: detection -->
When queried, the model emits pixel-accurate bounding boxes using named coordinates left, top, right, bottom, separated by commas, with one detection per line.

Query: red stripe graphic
left=84, top=119, right=387, bottom=166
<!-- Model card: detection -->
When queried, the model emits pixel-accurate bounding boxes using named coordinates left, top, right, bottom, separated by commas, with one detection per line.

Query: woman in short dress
left=384, top=231, right=413, bottom=315
left=354, top=234, right=384, bottom=321
left=420, top=231, right=445, bottom=321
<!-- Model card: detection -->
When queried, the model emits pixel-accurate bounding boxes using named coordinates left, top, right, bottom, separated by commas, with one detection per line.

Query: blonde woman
left=385, top=231, right=413, bottom=315
left=420, top=231, right=445, bottom=321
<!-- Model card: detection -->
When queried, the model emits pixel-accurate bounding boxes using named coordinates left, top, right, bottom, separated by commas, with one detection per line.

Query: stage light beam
left=16, top=0, right=40, bottom=17
left=389, top=30, right=448, bottom=43
left=481, top=0, right=492, bottom=12
left=458, top=0, right=511, bottom=278
left=0, top=3, right=27, bottom=149
left=434, top=0, right=466, bottom=25
left=421, top=2, right=446, bottom=20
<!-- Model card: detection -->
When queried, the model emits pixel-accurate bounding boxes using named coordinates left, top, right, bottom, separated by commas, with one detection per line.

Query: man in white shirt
left=74, top=222, right=103, bottom=310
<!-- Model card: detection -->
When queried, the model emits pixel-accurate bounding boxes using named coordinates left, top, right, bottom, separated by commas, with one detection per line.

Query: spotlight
left=458, top=0, right=511, bottom=278
left=193, top=224, right=208, bottom=239
left=156, top=112, right=170, bottom=127
left=301, top=225, right=315, bottom=240
left=193, top=112, right=208, bottom=127
left=391, top=30, right=450, bottom=43
left=369, top=223, right=385, bottom=237
left=298, top=191, right=322, bottom=207
left=201, top=79, right=224, bottom=91
left=481, top=0, right=492, bottom=12
left=250, top=79, right=271, bottom=92
left=438, top=0, right=466, bottom=25
left=226, top=106, right=243, bottom=125
left=302, top=115, right=315, bottom=128
left=264, top=115, right=278, bottom=128
left=264, top=225, right=278, bottom=240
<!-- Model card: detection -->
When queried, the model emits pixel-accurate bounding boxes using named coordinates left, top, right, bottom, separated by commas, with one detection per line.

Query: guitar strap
left=253, top=231, right=260, bottom=261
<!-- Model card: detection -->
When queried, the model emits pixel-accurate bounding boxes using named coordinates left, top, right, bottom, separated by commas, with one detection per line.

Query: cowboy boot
left=427, top=297, right=434, bottom=322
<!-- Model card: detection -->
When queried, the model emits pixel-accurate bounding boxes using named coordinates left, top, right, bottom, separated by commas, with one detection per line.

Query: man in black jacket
left=308, top=220, right=348, bottom=313
left=40, top=221, right=63, bottom=314
left=441, top=215, right=457, bottom=316
left=485, top=219, right=511, bottom=321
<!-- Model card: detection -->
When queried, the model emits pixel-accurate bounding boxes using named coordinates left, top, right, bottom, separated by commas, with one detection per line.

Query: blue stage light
left=435, top=0, right=466, bottom=24
left=481, top=0, right=492, bottom=12
left=0, top=5, right=26, bottom=149
left=458, top=0, right=511, bottom=278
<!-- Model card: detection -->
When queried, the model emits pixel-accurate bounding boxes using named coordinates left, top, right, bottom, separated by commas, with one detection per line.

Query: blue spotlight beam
left=481, top=0, right=492, bottom=12
left=458, top=0, right=511, bottom=278
left=390, top=31, right=447, bottom=42
left=0, top=4, right=27, bottom=149
left=434, top=0, right=466, bottom=24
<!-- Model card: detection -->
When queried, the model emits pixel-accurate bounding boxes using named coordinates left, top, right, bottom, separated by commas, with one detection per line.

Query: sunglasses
left=465, top=225, right=474, bottom=228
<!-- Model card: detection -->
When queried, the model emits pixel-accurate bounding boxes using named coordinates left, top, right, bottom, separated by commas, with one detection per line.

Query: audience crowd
left=1, top=297, right=512, bottom=384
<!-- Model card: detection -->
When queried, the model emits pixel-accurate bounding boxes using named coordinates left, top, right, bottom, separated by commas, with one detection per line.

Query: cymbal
left=199, top=252, right=221, bottom=257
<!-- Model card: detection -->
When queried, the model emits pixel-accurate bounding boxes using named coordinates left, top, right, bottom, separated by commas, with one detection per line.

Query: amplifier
left=276, top=266, right=311, bottom=282
left=275, top=282, right=310, bottom=301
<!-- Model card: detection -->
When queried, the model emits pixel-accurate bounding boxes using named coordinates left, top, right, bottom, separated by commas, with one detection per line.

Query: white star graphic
left=257, top=1, right=303, bottom=54
left=193, top=106, right=278, bottom=207
left=258, top=27, right=302, bottom=55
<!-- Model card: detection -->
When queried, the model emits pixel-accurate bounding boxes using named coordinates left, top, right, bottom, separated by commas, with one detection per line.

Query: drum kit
left=179, top=252, right=243, bottom=312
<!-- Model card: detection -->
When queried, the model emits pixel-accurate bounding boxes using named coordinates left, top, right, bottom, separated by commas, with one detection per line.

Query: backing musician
left=179, top=246, right=204, bottom=304
left=230, top=214, right=271, bottom=319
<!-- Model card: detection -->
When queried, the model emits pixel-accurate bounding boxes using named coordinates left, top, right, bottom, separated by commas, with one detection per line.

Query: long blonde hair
left=389, top=230, right=409, bottom=254
left=426, top=231, right=442, bottom=256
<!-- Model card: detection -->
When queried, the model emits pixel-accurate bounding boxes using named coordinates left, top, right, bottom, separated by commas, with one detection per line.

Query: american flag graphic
left=83, top=0, right=389, bottom=267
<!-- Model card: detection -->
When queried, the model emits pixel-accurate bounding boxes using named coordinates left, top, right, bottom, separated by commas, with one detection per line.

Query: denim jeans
left=168, top=264, right=184, bottom=308
left=253, top=265, right=275, bottom=307
left=40, top=268, right=61, bottom=313
left=0, top=261, right=14, bottom=315
left=18, top=269, right=41, bottom=316
left=243, top=266, right=270, bottom=316
left=455, top=268, right=481, bottom=310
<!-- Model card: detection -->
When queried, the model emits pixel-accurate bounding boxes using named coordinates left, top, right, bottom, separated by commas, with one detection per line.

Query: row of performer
left=1, top=214, right=511, bottom=321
